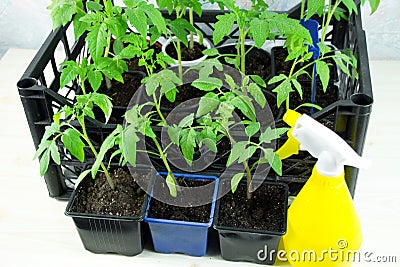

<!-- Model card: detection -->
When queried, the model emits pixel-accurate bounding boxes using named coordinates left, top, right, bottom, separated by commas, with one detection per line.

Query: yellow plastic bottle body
left=283, top=166, right=362, bottom=267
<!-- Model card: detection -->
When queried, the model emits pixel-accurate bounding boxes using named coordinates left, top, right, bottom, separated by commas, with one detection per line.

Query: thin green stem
left=189, top=8, right=194, bottom=50
left=80, top=80, right=86, bottom=95
left=321, top=0, right=341, bottom=43
left=177, top=39, right=183, bottom=80
left=285, top=57, right=299, bottom=110
left=152, top=136, right=176, bottom=185
left=244, top=161, right=252, bottom=200
left=153, top=93, right=167, bottom=126
left=80, top=117, right=115, bottom=189
left=301, top=0, right=306, bottom=19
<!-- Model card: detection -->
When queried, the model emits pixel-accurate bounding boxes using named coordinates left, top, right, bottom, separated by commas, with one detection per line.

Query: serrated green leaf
left=48, top=0, right=77, bottom=29
left=87, top=70, right=102, bottom=92
left=49, top=141, right=61, bottom=165
left=73, top=11, right=88, bottom=39
left=291, top=79, right=303, bottom=99
left=316, top=61, right=330, bottom=93
left=333, top=57, right=351, bottom=76
left=86, top=23, right=108, bottom=63
left=145, top=69, right=181, bottom=96
left=249, top=18, right=271, bottom=48
left=125, top=8, right=147, bottom=37
left=203, top=48, right=219, bottom=56
left=33, top=140, right=51, bottom=161
left=60, top=65, right=78, bottom=88
left=168, top=126, right=181, bottom=145
left=178, top=114, right=194, bottom=128
left=91, top=93, right=113, bottom=123
left=245, top=122, right=260, bottom=138
left=248, top=83, right=266, bottom=108
left=86, top=1, right=103, bottom=11
left=268, top=74, right=288, bottom=85
left=166, top=174, right=177, bottom=197
left=118, top=45, right=141, bottom=59
left=250, top=75, right=266, bottom=88
left=272, top=80, right=293, bottom=107
left=306, top=0, right=325, bottom=20
left=227, top=141, right=247, bottom=167
left=39, top=149, right=51, bottom=176
left=238, top=146, right=257, bottom=163
left=192, top=77, right=222, bottom=91
left=231, top=172, right=245, bottom=193
left=62, top=128, right=85, bottom=162
left=169, top=18, right=195, bottom=47
left=342, top=0, right=358, bottom=15
left=122, top=125, right=140, bottom=167
left=197, top=95, right=220, bottom=117
left=141, top=3, right=166, bottom=34
left=201, top=138, right=217, bottom=153
left=231, top=95, right=256, bottom=121
left=213, top=13, right=235, bottom=45
left=259, top=127, right=289, bottom=144
left=165, top=88, right=178, bottom=102
left=263, top=148, right=282, bottom=175
left=180, top=128, right=196, bottom=165
left=91, top=128, right=118, bottom=178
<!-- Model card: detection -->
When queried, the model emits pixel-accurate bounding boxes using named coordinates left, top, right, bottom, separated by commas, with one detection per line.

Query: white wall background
left=0, top=0, right=398, bottom=60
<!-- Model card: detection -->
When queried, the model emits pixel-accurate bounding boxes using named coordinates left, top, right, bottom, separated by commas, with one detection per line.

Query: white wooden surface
left=0, top=49, right=399, bottom=266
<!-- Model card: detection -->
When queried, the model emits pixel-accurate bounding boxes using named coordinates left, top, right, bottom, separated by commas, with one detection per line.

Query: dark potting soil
left=160, top=84, right=205, bottom=110
left=272, top=47, right=336, bottom=82
left=97, top=72, right=144, bottom=107
left=217, top=46, right=272, bottom=80
left=289, top=83, right=338, bottom=113
left=218, top=182, right=286, bottom=232
left=147, top=178, right=212, bottom=223
left=166, top=42, right=206, bottom=61
left=72, top=168, right=150, bottom=217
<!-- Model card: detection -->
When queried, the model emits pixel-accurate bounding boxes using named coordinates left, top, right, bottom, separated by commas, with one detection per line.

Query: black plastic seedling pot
left=213, top=180, right=289, bottom=265
left=65, top=185, right=150, bottom=256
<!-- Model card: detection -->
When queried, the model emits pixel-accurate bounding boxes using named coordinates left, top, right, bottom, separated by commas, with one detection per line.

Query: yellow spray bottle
left=277, top=110, right=369, bottom=267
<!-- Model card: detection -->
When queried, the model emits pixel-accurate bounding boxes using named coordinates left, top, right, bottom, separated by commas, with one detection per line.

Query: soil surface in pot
left=160, top=84, right=205, bottom=110
left=147, top=177, right=212, bottom=223
left=217, top=182, right=286, bottom=232
left=166, top=42, right=207, bottom=61
left=72, top=168, right=150, bottom=217
left=289, top=83, right=338, bottom=113
left=217, top=46, right=272, bottom=80
left=272, top=47, right=336, bottom=82
left=97, top=72, right=144, bottom=107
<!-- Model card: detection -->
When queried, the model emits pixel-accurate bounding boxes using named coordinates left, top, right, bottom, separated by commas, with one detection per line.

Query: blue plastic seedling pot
left=144, top=173, right=219, bottom=257
left=301, top=18, right=320, bottom=115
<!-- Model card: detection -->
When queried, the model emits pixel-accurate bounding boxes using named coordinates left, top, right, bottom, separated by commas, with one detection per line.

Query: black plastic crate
left=17, top=3, right=372, bottom=199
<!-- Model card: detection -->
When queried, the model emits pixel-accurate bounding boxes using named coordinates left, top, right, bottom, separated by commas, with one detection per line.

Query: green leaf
left=165, top=88, right=178, bottom=102
left=248, top=83, right=266, bottom=108
left=306, top=0, right=325, bottom=20
left=125, top=8, right=147, bottom=37
left=73, top=11, right=88, bottom=39
left=118, top=45, right=141, bottom=59
left=86, top=23, right=108, bottom=63
left=92, top=128, right=118, bottom=178
left=178, top=114, right=194, bottom=128
left=39, top=149, right=51, bottom=176
left=342, top=0, right=358, bottom=15
left=316, top=61, right=330, bottom=93
left=49, top=141, right=61, bottom=165
left=227, top=141, right=247, bottom=167
left=245, top=122, right=260, bottom=138
left=367, top=0, right=380, bottom=14
left=197, top=95, right=220, bottom=117
left=201, top=138, right=217, bottom=153
left=75, top=169, right=91, bottom=188
left=169, top=18, right=195, bottom=47
left=268, top=74, right=288, bottom=85
left=87, top=70, right=102, bottom=92
left=231, top=172, right=245, bottom=193
left=213, top=13, right=235, bottom=46
left=231, top=95, right=256, bottom=121
left=250, top=75, right=266, bottom=88
left=272, top=79, right=293, bottom=107
left=48, top=0, right=78, bottom=29
left=122, top=125, right=140, bottom=167
left=291, top=79, right=303, bottom=99
left=249, top=18, right=271, bottom=48
left=238, top=146, right=257, bottom=163
left=166, top=174, right=177, bottom=197
left=33, top=140, right=51, bottom=161
left=295, top=103, right=323, bottom=111
left=168, top=126, right=181, bottom=145
left=263, top=148, right=282, bottom=175
left=60, top=63, right=78, bottom=88
left=203, top=48, right=219, bottom=56
left=91, top=93, right=113, bottom=123
left=141, top=3, right=167, bottom=34
left=192, top=77, right=222, bottom=91
left=145, top=70, right=181, bottom=96
left=86, top=1, right=103, bottom=11
left=180, top=128, right=196, bottom=164
left=62, top=128, right=85, bottom=162
left=259, top=127, right=290, bottom=144
left=333, top=57, right=351, bottom=76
